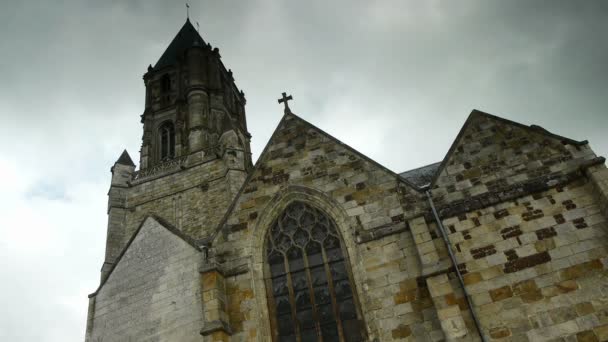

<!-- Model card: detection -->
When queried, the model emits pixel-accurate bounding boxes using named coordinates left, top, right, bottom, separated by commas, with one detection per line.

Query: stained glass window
left=265, top=202, right=365, bottom=342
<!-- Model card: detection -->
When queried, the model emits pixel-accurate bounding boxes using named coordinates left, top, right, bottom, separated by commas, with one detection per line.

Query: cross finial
left=186, top=2, right=190, bottom=19
left=278, top=92, right=293, bottom=114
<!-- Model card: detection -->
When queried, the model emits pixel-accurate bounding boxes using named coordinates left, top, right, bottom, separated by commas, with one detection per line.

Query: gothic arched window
left=265, top=202, right=365, bottom=342
left=159, top=121, right=175, bottom=160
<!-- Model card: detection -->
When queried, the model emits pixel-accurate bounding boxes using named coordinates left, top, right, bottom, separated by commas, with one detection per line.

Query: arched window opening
left=265, top=202, right=364, bottom=342
left=159, top=121, right=175, bottom=160
left=160, top=74, right=171, bottom=93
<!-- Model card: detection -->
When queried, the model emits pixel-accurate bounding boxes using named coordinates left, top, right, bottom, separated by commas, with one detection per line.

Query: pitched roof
left=399, top=162, right=441, bottom=188
left=115, top=149, right=135, bottom=166
left=154, top=19, right=206, bottom=70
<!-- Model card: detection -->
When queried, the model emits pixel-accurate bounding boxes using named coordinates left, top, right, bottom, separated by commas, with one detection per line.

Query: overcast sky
left=0, top=1, right=606, bottom=340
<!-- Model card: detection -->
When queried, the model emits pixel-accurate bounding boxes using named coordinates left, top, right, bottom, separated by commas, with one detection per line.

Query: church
left=85, top=19, right=608, bottom=342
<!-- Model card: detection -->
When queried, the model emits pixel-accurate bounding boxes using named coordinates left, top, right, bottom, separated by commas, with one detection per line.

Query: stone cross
left=278, top=92, right=293, bottom=113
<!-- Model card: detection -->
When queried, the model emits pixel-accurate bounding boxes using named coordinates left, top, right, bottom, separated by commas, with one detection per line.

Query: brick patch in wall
left=523, top=209, right=544, bottom=221
left=535, top=227, right=557, bottom=240
left=471, top=245, right=497, bottom=259
left=501, top=225, right=522, bottom=239
left=573, top=218, right=588, bottom=229
left=504, top=251, right=551, bottom=273
left=505, top=249, right=518, bottom=261
left=563, top=199, right=577, bottom=210
left=494, top=209, right=510, bottom=219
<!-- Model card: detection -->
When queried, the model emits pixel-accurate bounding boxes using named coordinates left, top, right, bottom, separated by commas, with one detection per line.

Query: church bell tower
left=99, top=19, right=253, bottom=281
left=140, top=19, right=252, bottom=169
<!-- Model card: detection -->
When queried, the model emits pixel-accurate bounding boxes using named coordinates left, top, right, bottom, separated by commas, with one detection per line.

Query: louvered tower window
left=159, top=121, right=175, bottom=160
left=161, top=74, right=171, bottom=92
left=265, top=202, right=365, bottom=342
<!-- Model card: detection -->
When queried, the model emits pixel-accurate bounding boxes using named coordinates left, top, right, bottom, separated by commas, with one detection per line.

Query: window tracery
left=265, top=202, right=364, bottom=342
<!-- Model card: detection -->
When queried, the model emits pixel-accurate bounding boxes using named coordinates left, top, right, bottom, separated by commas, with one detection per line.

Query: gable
left=430, top=110, right=596, bottom=204
left=88, top=216, right=204, bottom=341
left=207, top=111, right=425, bottom=248
left=90, top=216, right=201, bottom=296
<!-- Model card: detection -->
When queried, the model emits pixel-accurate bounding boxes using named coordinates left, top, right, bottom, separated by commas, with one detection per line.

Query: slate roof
left=154, top=19, right=206, bottom=70
left=116, top=149, right=135, bottom=166
left=399, top=162, right=441, bottom=189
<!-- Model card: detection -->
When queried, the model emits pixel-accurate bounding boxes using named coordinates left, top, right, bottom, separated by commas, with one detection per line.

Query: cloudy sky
left=0, top=1, right=606, bottom=340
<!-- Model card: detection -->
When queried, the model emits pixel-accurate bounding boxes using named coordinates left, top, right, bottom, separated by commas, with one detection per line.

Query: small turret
left=111, top=150, right=135, bottom=186
left=102, top=150, right=135, bottom=281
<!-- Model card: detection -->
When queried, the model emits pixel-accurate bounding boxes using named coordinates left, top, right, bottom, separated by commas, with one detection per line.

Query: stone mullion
left=301, top=238, right=324, bottom=341
left=283, top=252, right=302, bottom=342
left=264, top=276, right=280, bottom=342
left=321, top=243, right=346, bottom=342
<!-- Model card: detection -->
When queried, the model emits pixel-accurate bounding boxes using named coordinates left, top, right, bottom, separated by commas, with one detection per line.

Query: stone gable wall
left=87, top=218, right=204, bottom=341
left=207, top=114, right=436, bottom=341
left=432, top=113, right=596, bottom=206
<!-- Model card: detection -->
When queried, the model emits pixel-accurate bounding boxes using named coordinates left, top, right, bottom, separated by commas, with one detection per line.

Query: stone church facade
left=85, top=20, right=608, bottom=342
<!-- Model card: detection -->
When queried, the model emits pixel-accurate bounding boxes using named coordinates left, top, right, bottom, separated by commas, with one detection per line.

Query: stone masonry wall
left=208, top=113, right=438, bottom=341
left=87, top=217, right=204, bottom=341
left=439, top=177, right=608, bottom=341
left=123, top=156, right=247, bottom=244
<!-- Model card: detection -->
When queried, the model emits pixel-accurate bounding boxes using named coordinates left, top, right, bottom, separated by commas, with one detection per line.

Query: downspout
left=425, top=190, right=487, bottom=342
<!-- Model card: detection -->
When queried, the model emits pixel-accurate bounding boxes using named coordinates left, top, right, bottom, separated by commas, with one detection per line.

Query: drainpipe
left=425, top=190, right=487, bottom=342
